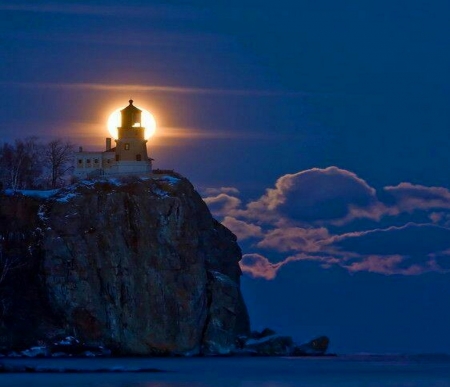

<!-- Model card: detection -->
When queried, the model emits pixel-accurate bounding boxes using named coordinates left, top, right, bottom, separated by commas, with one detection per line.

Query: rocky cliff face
left=0, top=174, right=250, bottom=355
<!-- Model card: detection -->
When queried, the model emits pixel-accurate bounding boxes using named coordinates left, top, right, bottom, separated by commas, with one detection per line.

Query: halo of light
left=107, top=105, right=156, bottom=140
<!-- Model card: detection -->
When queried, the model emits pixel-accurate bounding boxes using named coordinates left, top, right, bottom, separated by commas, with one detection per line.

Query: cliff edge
left=0, top=173, right=250, bottom=355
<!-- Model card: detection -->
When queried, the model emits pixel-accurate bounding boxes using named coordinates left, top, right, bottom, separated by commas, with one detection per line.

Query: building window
left=136, top=154, right=142, bottom=161
left=116, top=155, right=120, bottom=161
left=78, top=159, right=82, bottom=164
left=86, top=159, right=91, bottom=163
left=107, top=159, right=111, bottom=164
left=94, top=158, right=99, bottom=164
left=124, top=143, right=130, bottom=150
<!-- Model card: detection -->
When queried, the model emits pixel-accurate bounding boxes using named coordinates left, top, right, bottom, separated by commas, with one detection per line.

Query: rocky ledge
left=0, top=173, right=249, bottom=356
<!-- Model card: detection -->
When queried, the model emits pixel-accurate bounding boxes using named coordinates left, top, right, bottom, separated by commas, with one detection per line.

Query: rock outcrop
left=238, top=330, right=330, bottom=356
left=292, top=336, right=330, bottom=356
left=0, top=173, right=250, bottom=355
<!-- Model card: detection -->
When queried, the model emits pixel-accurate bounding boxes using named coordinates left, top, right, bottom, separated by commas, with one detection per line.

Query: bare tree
left=0, top=254, right=25, bottom=285
left=0, top=237, right=26, bottom=319
left=0, top=137, right=43, bottom=190
left=21, top=137, right=45, bottom=188
left=44, top=139, right=74, bottom=189
left=0, top=241, right=29, bottom=320
left=0, top=137, right=75, bottom=190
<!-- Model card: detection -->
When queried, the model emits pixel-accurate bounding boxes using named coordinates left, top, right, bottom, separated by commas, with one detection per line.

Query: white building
left=74, top=100, right=153, bottom=178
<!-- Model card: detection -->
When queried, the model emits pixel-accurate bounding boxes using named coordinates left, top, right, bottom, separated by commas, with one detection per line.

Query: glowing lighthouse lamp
left=107, top=102, right=156, bottom=140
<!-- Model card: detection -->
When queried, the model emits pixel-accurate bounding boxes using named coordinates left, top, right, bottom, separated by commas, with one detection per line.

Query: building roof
left=120, top=100, right=141, bottom=114
left=120, top=100, right=142, bottom=128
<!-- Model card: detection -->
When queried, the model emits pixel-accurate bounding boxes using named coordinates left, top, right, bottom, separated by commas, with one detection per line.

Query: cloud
left=155, top=127, right=278, bottom=141
left=202, top=187, right=240, bottom=196
left=240, top=252, right=341, bottom=280
left=0, top=3, right=207, bottom=20
left=239, top=167, right=450, bottom=228
left=1, top=82, right=310, bottom=98
left=203, top=193, right=241, bottom=217
left=240, top=254, right=278, bottom=280
left=384, top=183, right=450, bottom=212
left=241, top=251, right=445, bottom=279
left=243, top=250, right=444, bottom=278
left=257, top=227, right=329, bottom=253
left=203, top=166, right=450, bottom=279
left=244, top=166, right=379, bottom=224
left=0, top=31, right=225, bottom=48
left=221, top=217, right=263, bottom=240
left=342, top=255, right=442, bottom=276
left=429, top=212, right=445, bottom=223
left=331, top=223, right=450, bottom=256
left=260, top=223, right=450, bottom=276
left=239, top=254, right=292, bottom=280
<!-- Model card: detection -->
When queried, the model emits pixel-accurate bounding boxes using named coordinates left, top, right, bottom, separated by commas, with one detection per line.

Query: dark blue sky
left=1, top=0, right=450, bottom=353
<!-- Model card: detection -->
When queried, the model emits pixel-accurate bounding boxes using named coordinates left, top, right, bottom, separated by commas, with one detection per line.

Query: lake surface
left=1, top=355, right=450, bottom=387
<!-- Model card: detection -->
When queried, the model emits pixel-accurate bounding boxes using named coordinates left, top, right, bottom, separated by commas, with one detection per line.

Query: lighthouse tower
left=110, top=100, right=152, bottom=175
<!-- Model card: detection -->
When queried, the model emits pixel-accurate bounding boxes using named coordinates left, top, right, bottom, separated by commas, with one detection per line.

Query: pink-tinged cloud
left=202, top=187, right=240, bottom=196
left=238, top=168, right=450, bottom=227
left=329, top=223, right=450, bottom=256
left=257, top=227, right=330, bottom=253
left=203, top=193, right=241, bottom=217
left=240, top=254, right=280, bottom=280
left=427, top=249, right=450, bottom=271
left=244, top=166, right=379, bottom=225
left=429, top=212, right=445, bottom=223
left=334, top=202, right=398, bottom=225
left=343, top=255, right=443, bottom=276
left=238, top=222, right=450, bottom=278
left=384, top=183, right=450, bottom=212
left=241, top=251, right=445, bottom=279
left=240, top=252, right=341, bottom=280
left=343, top=254, right=404, bottom=275
left=221, top=217, right=263, bottom=240
left=239, top=253, right=307, bottom=280
left=202, top=166, right=450, bottom=278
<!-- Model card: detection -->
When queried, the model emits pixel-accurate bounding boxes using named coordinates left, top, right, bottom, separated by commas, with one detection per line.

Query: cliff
left=0, top=174, right=250, bottom=355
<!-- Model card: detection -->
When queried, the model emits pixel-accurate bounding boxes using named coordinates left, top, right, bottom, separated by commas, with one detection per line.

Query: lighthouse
left=74, top=100, right=153, bottom=178
left=110, top=100, right=152, bottom=175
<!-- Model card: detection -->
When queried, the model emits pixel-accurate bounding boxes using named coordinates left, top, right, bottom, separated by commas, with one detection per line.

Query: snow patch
left=105, top=178, right=122, bottom=186
left=209, top=271, right=237, bottom=287
left=4, top=189, right=59, bottom=199
left=37, top=205, right=48, bottom=222
left=155, top=175, right=180, bottom=185
left=152, top=188, right=169, bottom=198
left=55, top=192, right=78, bottom=203
left=54, top=336, right=79, bottom=346
left=21, top=346, right=49, bottom=357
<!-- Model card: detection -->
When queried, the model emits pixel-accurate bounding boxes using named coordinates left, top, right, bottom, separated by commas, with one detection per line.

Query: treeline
left=0, top=137, right=74, bottom=190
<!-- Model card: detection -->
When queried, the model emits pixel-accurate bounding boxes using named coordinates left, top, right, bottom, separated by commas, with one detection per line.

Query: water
left=1, top=355, right=450, bottom=387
